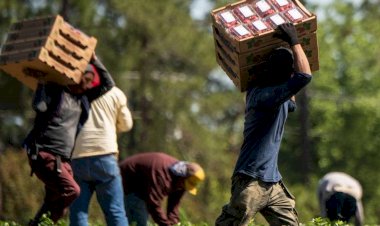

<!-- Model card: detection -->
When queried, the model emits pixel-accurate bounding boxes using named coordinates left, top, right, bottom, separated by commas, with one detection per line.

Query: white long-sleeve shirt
left=317, top=172, right=364, bottom=226
left=72, top=86, right=133, bottom=158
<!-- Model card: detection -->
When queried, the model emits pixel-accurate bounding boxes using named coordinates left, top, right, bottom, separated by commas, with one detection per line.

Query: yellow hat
left=184, top=163, right=205, bottom=195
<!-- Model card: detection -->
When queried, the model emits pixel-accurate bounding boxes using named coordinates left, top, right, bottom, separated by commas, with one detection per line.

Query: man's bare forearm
left=291, top=44, right=312, bottom=75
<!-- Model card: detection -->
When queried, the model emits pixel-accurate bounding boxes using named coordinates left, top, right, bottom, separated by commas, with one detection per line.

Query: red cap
left=85, top=64, right=100, bottom=87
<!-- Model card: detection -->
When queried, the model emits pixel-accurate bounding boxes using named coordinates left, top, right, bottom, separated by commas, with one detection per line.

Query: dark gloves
left=276, top=23, right=299, bottom=46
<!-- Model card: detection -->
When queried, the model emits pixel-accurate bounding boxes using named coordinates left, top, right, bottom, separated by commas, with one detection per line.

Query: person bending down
left=119, top=152, right=205, bottom=226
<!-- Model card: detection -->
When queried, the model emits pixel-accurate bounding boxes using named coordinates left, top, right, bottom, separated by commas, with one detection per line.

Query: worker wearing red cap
left=24, top=54, right=115, bottom=225
left=119, top=152, right=205, bottom=226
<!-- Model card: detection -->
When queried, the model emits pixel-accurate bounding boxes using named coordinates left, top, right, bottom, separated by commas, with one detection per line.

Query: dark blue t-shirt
left=233, top=72, right=312, bottom=182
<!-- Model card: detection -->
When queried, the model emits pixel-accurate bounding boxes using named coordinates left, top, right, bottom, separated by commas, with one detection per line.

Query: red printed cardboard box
left=214, top=30, right=319, bottom=72
left=0, top=15, right=97, bottom=90
left=211, top=0, right=318, bottom=92
left=215, top=31, right=318, bottom=91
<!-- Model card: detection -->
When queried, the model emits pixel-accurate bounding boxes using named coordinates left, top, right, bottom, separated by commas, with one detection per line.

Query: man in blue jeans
left=69, top=63, right=133, bottom=226
left=215, top=23, right=313, bottom=226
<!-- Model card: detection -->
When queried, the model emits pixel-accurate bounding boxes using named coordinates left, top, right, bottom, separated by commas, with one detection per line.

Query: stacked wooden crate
left=0, top=15, right=97, bottom=90
left=211, top=0, right=318, bottom=92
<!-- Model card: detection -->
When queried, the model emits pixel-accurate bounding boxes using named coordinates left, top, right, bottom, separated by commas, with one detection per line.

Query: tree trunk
left=0, top=168, right=3, bottom=218
left=298, top=88, right=312, bottom=184
left=60, top=0, right=70, bottom=20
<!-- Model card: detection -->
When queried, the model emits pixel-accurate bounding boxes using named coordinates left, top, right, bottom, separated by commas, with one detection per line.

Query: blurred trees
left=307, top=0, right=380, bottom=223
left=0, top=0, right=242, bottom=224
left=2, top=0, right=380, bottom=225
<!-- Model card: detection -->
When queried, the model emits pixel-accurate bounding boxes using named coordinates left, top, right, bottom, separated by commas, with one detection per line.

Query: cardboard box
left=0, top=15, right=97, bottom=90
left=5, top=15, right=97, bottom=50
left=212, top=16, right=317, bottom=54
left=0, top=48, right=82, bottom=90
left=214, top=29, right=319, bottom=68
left=215, top=31, right=319, bottom=92
left=9, top=15, right=65, bottom=31
left=216, top=45, right=319, bottom=92
left=216, top=49, right=266, bottom=92
left=211, top=0, right=317, bottom=53
left=211, top=0, right=318, bottom=92
left=1, top=37, right=90, bottom=71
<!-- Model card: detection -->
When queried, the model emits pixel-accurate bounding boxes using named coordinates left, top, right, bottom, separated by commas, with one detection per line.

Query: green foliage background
left=1, top=0, right=380, bottom=225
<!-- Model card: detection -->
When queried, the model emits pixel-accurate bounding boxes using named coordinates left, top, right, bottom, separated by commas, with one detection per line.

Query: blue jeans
left=69, top=154, right=128, bottom=226
left=124, top=193, right=149, bottom=226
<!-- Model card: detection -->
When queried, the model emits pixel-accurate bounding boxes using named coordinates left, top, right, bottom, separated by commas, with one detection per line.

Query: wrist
left=290, top=39, right=299, bottom=46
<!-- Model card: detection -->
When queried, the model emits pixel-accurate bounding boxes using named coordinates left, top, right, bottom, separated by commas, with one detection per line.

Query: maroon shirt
left=119, top=152, right=185, bottom=226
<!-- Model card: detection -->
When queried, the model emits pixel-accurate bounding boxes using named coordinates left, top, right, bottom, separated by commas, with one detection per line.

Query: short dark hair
left=254, top=47, right=294, bottom=87
left=268, top=47, right=294, bottom=80
left=326, top=192, right=357, bottom=223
